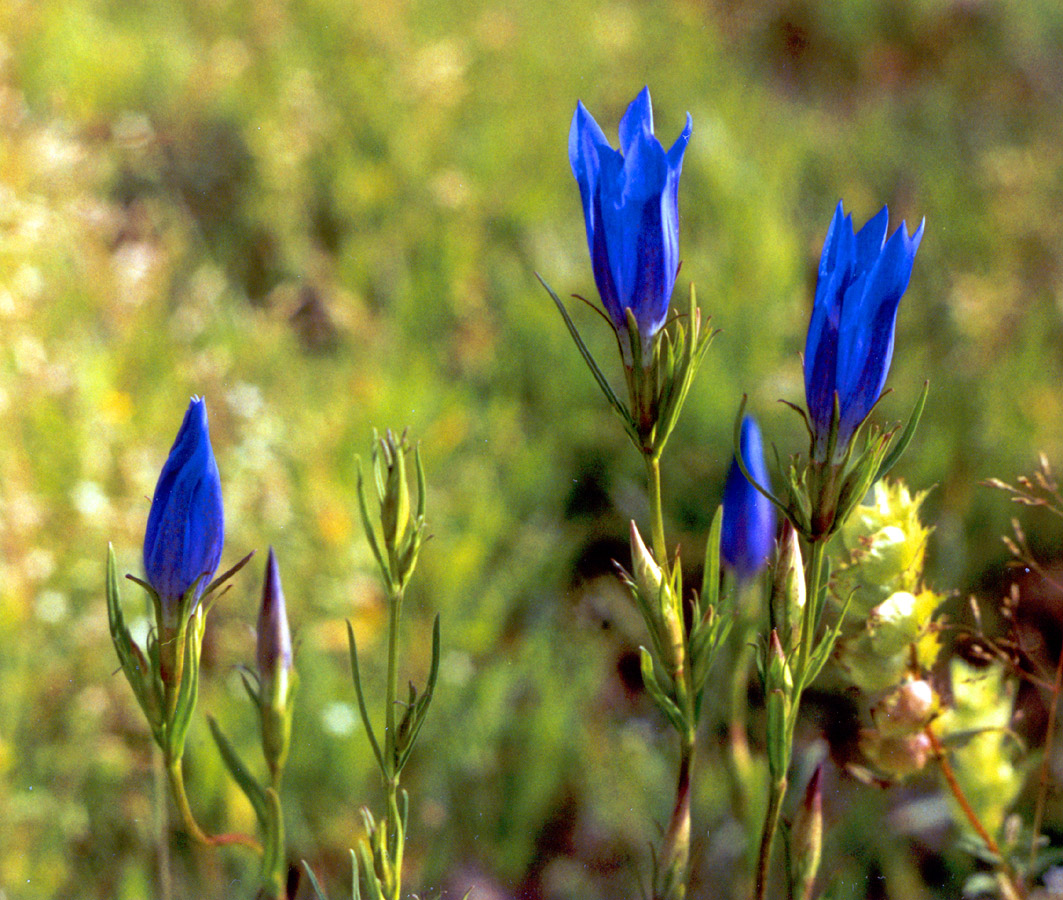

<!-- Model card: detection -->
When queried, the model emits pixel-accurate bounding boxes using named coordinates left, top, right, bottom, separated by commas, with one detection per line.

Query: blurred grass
left=1, top=0, right=1063, bottom=897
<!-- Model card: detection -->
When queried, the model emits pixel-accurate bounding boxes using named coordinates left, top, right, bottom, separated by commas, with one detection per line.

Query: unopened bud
left=769, top=520, right=805, bottom=644
left=791, top=764, right=823, bottom=900
left=630, top=521, right=663, bottom=599
left=378, top=430, right=411, bottom=554
left=256, top=548, right=293, bottom=781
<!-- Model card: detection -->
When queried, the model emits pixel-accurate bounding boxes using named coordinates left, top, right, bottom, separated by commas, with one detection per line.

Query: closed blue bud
left=257, top=547, right=293, bottom=684
left=804, top=203, right=924, bottom=461
left=143, top=397, right=224, bottom=619
left=569, top=87, right=692, bottom=356
left=722, top=416, right=776, bottom=580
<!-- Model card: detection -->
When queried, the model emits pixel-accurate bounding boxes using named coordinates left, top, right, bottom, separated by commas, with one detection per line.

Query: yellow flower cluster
left=831, top=480, right=944, bottom=778
left=934, top=659, right=1023, bottom=836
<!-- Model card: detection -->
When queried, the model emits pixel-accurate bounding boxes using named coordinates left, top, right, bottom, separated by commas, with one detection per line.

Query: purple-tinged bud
left=256, top=548, right=294, bottom=783
left=143, top=397, right=224, bottom=624
left=791, top=764, right=823, bottom=900
left=257, top=547, right=293, bottom=691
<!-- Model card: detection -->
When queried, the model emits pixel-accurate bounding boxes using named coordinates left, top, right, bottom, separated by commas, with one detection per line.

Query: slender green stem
left=645, top=453, right=670, bottom=577
left=384, top=586, right=404, bottom=867
left=165, top=757, right=262, bottom=853
left=753, top=776, right=788, bottom=900
left=656, top=732, right=695, bottom=900
left=153, top=745, right=172, bottom=900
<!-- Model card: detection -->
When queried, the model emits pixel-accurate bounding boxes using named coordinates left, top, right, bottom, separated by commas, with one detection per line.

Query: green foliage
left=3, top=0, right=1063, bottom=897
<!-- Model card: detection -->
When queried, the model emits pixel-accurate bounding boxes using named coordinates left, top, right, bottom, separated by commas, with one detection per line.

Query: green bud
left=628, top=522, right=684, bottom=676
left=376, top=429, right=411, bottom=556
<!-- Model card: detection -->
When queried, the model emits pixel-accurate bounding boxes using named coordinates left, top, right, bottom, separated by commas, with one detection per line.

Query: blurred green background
left=2, top=0, right=1063, bottom=897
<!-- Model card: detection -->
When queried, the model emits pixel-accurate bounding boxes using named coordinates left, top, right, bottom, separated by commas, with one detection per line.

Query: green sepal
left=346, top=621, right=385, bottom=774
left=107, top=547, right=166, bottom=745
left=200, top=549, right=256, bottom=611
left=206, top=715, right=269, bottom=827
left=166, top=608, right=205, bottom=761
left=652, top=285, right=717, bottom=458
left=537, top=273, right=640, bottom=446
left=639, top=646, right=687, bottom=734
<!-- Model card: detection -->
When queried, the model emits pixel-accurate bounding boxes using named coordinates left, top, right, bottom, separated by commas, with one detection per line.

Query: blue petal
left=853, top=206, right=890, bottom=270
left=835, top=219, right=924, bottom=438
left=619, top=86, right=654, bottom=156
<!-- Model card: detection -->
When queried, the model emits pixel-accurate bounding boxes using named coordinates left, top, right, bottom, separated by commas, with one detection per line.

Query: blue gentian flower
left=257, top=548, right=293, bottom=683
left=804, top=203, right=924, bottom=461
left=722, top=416, right=776, bottom=580
left=569, top=87, right=692, bottom=358
left=143, top=397, right=224, bottom=619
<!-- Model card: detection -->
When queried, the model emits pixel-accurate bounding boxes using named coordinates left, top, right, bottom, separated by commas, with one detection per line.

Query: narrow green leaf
left=875, top=381, right=929, bottom=482
left=349, top=849, right=361, bottom=900
left=207, top=715, right=268, bottom=826
left=537, top=273, right=637, bottom=437
left=638, top=647, right=686, bottom=733
left=356, top=463, right=391, bottom=591
left=346, top=621, right=385, bottom=773
left=396, top=615, right=441, bottom=774
left=302, top=860, right=331, bottom=900
left=803, top=583, right=854, bottom=688
left=732, top=396, right=791, bottom=518
left=701, top=506, right=723, bottom=609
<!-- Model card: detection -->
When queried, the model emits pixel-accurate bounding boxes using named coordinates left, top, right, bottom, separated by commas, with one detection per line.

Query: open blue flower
left=722, top=416, right=776, bottom=580
left=803, top=203, right=924, bottom=461
left=569, top=87, right=691, bottom=356
left=143, top=397, right=224, bottom=620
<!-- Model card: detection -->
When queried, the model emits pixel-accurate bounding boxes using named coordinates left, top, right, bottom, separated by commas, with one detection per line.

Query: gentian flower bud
left=569, top=87, right=692, bottom=361
left=803, top=203, right=924, bottom=461
left=722, top=416, right=776, bottom=580
left=256, top=547, right=293, bottom=781
left=143, top=397, right=224, bottom=624
left=257, top=547, right=293, bottom=693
